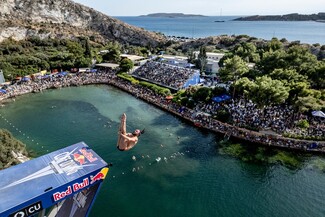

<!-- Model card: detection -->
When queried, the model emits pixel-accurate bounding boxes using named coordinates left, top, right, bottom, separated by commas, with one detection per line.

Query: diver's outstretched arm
left=118, top=113, right=127, bottom=135
left=117, top=113, right=127, bottom=149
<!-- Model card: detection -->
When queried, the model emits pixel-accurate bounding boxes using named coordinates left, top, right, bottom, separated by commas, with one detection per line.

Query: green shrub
left=214, top=108, right=231, bottom=123
left=297, top=119, right=309, bottom=129
left=139, top=81, right=171, bottom=96
left=0, top=129, right=29, bottom=169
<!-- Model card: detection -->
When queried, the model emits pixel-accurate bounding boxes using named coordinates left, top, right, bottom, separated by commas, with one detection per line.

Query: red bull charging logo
left=90, top=168, right=109, bottom=184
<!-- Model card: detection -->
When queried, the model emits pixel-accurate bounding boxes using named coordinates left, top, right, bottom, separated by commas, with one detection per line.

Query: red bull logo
left=90, top=168, right=109, bottom=184
left=72, top=148, right=98, bottom=165
left=80, top=148, right=98, bottom=162
left=73, top=153, right=85, bottom=165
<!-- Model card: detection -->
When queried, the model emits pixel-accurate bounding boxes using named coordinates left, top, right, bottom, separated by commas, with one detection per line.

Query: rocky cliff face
left=0, top=0, right=166, bottom=46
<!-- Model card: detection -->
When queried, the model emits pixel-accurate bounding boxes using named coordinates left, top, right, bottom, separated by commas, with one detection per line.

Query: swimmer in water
left=117, top=113, right=145, bottom=151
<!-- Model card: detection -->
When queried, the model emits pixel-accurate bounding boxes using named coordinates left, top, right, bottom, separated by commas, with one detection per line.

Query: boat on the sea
left=214, top=20, right=225, bottom=22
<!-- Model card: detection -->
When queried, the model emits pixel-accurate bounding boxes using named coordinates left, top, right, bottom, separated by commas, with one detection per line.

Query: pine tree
left=196, top=46, right=207, bottom=75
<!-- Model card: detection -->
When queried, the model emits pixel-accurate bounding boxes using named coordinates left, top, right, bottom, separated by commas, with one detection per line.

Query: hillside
left=234, top=12, right=325, bottom=21
left=0, top=0, right=166, bottom=46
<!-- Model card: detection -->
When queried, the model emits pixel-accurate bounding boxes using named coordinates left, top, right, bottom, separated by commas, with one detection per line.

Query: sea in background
left=116, top=16, right=325, bottom=45
left=1, top=85, right=325, bottom=217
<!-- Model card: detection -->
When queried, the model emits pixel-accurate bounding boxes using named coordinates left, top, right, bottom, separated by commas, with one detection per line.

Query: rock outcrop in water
left=0, top=0, right=166, bottom=46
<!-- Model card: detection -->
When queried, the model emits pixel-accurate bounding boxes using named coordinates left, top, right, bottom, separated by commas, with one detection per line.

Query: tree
left=192, top=87, right=212, bottom=102
left=75, top=57, right=91, bottom=68
left=295, top=95, right=323, bottom=113
left=285, top=45, right=318, bottom=77
left=196, top=46, right=207, bottom=75
left=187, top=49, right=196, bottom=64
left=0, top=62, right=14, bottom=79
left=265, top=37, right=283, bottom=52
left=84, top=38, right=92, bottom=58
left=269, top=68, right=307, bottom=83
left=219, top=55, right=249, bottom=97
left=0, top=129, right=28, bottom=169
left=234, top=42, right=260, bottom=63
left=287, top=81, right=311, bottom=103
left=66, top=41, right=84, bottom=59
left=219, top=55, right=249, bottom=82
left=256, top=49, right=287, bottom=74
left=234, top=77, right=257, bottom=100
left=309, top=61, right=325, bottom=89
left=102, top=47, right=121, bottom=63
left=119, top=58, right=134, bottom=72
left=218, top=53, right=233, bottom=69
left=250, top=76, right=289, bottom=108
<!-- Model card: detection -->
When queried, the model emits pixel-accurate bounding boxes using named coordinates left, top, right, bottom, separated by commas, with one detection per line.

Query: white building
left=157, top=52, right=225, bottom=74
left=160, top=55, right=189, bottom=68
left=194, top=52, right=225, bottom=74
left=206, top=52, right=224, bottom=62
left=120, top=54, right=147, bottom=66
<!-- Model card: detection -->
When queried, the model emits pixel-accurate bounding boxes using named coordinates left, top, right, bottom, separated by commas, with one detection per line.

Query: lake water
left=116, top=16, right=325, bottom=45
left=1, top=85, right=325, bottom=217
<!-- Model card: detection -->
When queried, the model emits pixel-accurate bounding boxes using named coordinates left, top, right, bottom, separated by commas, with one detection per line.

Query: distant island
left=234, top=12, right=325, bottom=22
left=139, top=13, right=206, bottom=18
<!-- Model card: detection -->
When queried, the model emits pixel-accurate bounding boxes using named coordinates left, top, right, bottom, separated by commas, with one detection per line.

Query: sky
left=73, top=0, right=324, bottom=16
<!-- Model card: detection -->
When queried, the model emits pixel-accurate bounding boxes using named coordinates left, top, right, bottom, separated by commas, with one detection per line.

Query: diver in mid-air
left=117, top=113, right=144, bottom=151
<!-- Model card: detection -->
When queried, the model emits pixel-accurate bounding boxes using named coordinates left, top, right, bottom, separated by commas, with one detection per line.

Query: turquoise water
left=1, top=85, right=325, bottom=217
left=116, top=16, right=325, bottom=44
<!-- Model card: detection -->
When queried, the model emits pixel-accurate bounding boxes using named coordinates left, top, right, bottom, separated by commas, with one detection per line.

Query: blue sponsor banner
left=183, top=72, right=200, bottom=88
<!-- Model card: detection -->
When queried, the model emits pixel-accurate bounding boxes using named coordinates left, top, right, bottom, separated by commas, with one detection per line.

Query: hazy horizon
left=73, top=0, right=323, bottom=17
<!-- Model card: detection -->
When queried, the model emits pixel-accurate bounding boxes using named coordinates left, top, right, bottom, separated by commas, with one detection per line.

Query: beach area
left=1, top=69, right=324, bottom=153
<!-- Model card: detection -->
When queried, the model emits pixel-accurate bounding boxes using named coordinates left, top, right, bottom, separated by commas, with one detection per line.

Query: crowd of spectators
left=132, top=61, right=197, bottom=89
left=226, top=100, right=293, bottom=132
left=193, top=98, right=325, bottom=140
left=0, top=67, right=324, bottom=152
left=0, top=69, right=116, bottom=101
left=111, top=77, right=325, bottom=152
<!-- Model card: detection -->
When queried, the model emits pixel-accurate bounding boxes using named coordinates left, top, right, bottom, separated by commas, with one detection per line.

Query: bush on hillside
left=0, top=129, right=28, bottom=169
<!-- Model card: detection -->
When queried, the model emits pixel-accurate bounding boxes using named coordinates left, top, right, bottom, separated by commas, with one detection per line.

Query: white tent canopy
left=312, top=110, right=325, bottom=118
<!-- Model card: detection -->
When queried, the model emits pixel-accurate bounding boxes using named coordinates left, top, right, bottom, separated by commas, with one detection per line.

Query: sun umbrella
left=21, top=77, right=30, bottom=82
left=212, top=96, right=223, bottom=103
left=312, top=111, right=325, bottom=118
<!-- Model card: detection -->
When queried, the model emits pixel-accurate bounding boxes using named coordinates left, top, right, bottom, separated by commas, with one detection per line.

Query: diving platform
left=0, top=142, right=109, bottom=217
